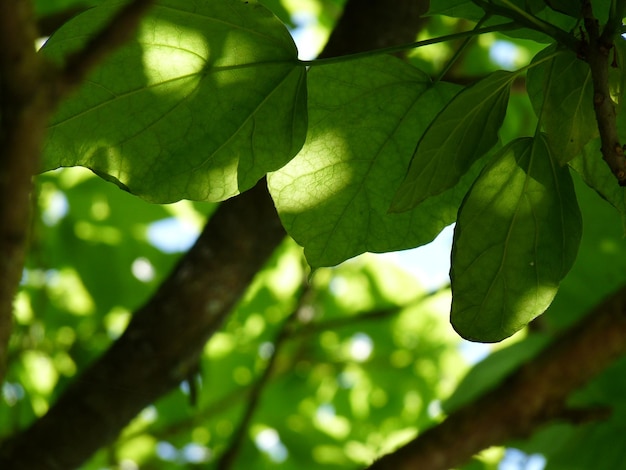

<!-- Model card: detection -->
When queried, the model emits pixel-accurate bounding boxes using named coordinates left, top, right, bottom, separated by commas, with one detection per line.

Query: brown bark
left=581, top=1, right=626, bottom=185
left=0, top=0, right=49, bottom=389
left=320, top=0, right=428, bottom=58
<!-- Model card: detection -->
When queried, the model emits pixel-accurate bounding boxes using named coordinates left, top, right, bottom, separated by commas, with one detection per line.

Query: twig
left=301, top=22, right=519, bottom=67
left=471, top=0, right=577, bottom=49
left=601, top=0, right=626, bottom=43
left=367, top=285, right=626, bottom=470
left=582, top=1, right=626, bottom=185
left=296, top=284, right=450, bottom=338
left=215, top=282, right=312, bottom=470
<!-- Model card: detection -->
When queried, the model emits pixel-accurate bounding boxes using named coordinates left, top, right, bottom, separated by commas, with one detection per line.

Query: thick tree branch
left=320, top=0, right=429, bottom=59
left=368, top=285, right=626, bottom=470
left=0, top=179, right=286, bottom=469
left=0, top=0, right=50, bottom=387
left=582, top=1, right=626, bottom=185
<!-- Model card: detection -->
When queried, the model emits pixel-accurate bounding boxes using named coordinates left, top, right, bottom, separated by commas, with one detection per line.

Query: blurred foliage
left=5, top=164, right=469, bottom=469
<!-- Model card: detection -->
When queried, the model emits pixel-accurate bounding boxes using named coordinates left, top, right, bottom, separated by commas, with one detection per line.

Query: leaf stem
left=434, top=14, right=492, bottom=82
left=300, top=22, right=519, bottom=67
left=472, top=0, right=577, bottom=50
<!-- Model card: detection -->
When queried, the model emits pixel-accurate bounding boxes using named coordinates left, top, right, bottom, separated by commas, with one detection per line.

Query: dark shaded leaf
left=392, top=70, right=515, bottom=212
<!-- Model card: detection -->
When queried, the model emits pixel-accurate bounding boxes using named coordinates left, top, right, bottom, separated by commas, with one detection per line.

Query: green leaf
left=268, top=55, right=469, bottom=268
left=41, top=0, right=307, bottom=203
left=569, top=139, right=626, bottom=217
left=450, top=136, right=582, bottom=342
left=527, top=46, right=596, bottom=164
left=392, top=70, right=515, bottom=212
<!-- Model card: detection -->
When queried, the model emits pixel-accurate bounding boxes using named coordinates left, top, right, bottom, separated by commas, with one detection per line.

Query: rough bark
left=0, top=0, right=49, bottom=388
left=582, top=0, right=626, bottom=185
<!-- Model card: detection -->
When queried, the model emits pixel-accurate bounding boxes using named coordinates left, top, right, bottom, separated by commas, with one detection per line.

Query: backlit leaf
left=450, top=136, right=581, bottom=342
left=41, top=0, right=307, bottom=203
left=392, top=70, right=515, bottom=212
left=268, top=55, right=468, bottom=268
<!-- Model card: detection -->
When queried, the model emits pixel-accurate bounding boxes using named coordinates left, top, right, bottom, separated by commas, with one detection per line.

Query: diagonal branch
left=216, top=283, right=311, bottom=470
left=367, top=285, right=626, bottom=470
left=0, top=179, right=286, bottom=469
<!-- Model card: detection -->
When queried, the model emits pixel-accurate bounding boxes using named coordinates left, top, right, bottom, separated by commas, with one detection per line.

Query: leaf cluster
left=38, top=0, right=626, bottom=342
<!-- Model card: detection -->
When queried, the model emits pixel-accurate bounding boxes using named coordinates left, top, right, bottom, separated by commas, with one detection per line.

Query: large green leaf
left=450, top=136, right=582, bottom=342
left=268, top=55, right=469, bottom=268
left=392, top=70, right=515, bottom=212
left=41, top=0, right=307, bottom=203
left=527, top=46, right=596, bottom=164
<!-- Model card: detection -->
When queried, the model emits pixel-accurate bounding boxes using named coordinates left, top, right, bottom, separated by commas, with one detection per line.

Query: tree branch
left=367, top=285, right=626, bottom=470
left=0, top=0, right=51, bottom=387
left=0, top=179, right=286, bottom=469
left=582, top=0, right=626, bottom=185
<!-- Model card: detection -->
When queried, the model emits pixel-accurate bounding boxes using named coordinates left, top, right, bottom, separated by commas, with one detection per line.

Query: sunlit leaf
left=268, top=55, right=468, bottom=268
left=392, top=70, right=515, bottom=212
left=450, top=136, right=581, bottom=342
left=41, top=0, right=307, bottom=203
left=527, top=46, right=596, bottom=164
